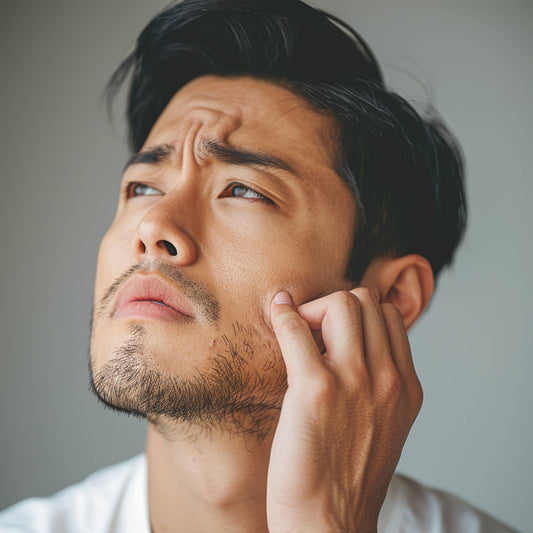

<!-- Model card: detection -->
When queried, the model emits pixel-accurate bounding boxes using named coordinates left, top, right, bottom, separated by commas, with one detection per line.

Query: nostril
left=162, top=240, right=177, bottom=256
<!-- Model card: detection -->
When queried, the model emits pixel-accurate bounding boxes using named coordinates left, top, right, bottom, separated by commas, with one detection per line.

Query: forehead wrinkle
left=143, top=77, right=340, bottom=184
left=163, top=101, right=245, bottom=168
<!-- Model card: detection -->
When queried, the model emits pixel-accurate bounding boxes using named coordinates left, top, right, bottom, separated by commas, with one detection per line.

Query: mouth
left=111, top=273, right=195, bottom=322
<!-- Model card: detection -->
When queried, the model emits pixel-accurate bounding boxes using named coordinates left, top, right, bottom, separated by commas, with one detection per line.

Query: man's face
left=90, top=76, right=356, bottom=438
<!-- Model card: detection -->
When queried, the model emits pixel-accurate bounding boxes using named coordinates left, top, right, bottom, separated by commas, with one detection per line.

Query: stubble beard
left=89, top=320, right=287, bottom=442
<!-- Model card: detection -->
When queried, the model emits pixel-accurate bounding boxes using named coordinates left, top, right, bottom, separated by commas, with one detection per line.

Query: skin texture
left=90, top=75, right=432, bottom=533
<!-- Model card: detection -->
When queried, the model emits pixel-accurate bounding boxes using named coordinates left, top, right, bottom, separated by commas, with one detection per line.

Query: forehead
left=144, top=75, right=339, bottom=179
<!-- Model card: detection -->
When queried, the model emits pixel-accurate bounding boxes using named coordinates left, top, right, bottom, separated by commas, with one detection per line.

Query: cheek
left=93, top=222, right=133, bottom=302
left=205, top=223, right=351, bottom=328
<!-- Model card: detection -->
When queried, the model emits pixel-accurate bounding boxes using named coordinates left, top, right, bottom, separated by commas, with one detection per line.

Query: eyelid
left=124, top=181, right=163, bottom=198
left=223, top=181, right=274, bottom=204
left=122, top=180, right=274, bottom=204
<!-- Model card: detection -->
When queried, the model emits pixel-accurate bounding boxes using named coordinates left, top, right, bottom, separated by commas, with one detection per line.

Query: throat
left=146, top=422, right=273, bottom=533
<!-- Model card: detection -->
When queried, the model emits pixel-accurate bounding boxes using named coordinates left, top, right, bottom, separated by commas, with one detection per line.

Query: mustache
left=95, top=260, right=220, bottom=325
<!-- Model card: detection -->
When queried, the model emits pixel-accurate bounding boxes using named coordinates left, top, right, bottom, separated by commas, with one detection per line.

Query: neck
left=146, top=419, right=275, bottom=533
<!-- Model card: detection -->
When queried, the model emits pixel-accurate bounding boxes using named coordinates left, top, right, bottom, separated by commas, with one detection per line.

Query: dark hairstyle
left=107, top=0, right=467, bottom=284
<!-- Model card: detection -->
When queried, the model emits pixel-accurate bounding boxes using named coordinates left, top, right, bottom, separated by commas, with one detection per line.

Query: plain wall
left=0, top=1, right=531, bottom=531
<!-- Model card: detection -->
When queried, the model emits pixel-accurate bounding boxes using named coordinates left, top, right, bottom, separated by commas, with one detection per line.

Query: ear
left=359, top=254, right=434, bottom=330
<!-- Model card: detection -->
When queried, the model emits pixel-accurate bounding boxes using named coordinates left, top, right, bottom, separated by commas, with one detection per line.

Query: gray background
left=0, top=1, right=531, bottom=531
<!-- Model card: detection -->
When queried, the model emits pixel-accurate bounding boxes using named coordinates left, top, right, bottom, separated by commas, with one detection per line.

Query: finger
left=270, top=291, right=324, bottom=380
left=381, top=303, right=423, bottom=416
left=298, top=291, right=365, bottom=371
left=295, top=294, right=328, bottom=330
left=350, top=288, right=393, bottom=375
left=380, top=303, right=417, bottom=380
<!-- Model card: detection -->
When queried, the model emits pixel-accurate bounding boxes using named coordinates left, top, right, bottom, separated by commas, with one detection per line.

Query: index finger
left=270, top=291, right=324, bottom=381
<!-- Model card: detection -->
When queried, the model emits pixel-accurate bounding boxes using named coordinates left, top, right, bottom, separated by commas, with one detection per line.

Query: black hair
left=107, top=0, right=467, bottom=284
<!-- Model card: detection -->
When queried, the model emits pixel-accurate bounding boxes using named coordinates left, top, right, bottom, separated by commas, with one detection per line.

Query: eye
left=221, top=182, right=273, bottom=204
left=126, top=182, right=163, bottom=198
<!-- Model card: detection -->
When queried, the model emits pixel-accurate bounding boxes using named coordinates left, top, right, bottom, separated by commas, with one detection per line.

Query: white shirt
left=0, top=455, right=516, bottom=532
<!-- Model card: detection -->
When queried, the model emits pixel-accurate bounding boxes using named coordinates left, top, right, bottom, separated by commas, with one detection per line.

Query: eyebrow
left=123, top=144, right=175, bottom=171
left=123, top=138, right=296, bottom=176
left=200, top=138, right=295, bottom=174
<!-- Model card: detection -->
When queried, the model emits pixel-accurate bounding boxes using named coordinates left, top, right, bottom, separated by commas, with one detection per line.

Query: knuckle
left=381, top=302, right=402, bottom=318
left=352, top=287, right=377, bottom=302
left=408, top=379, right=424, bottom=411
left=388, top=373, right=403, bottom=399
left=332, top=290, right=356, bottom=303
left=377, top=364, right=402, bottom=399
left=330, top=290, right=360, bottom=310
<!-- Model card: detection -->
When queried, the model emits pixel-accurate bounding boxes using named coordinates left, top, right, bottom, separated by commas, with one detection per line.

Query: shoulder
left=0, top=455, right=149, bottom=533
left=379, top=474, right=517, bottom=533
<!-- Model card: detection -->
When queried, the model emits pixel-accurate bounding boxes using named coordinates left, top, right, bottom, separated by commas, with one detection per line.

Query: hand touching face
left=268, top=289, right=423, bottom=532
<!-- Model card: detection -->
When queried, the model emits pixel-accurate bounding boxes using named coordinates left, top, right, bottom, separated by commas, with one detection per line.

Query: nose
left=133, top=193, right=198, bottom=265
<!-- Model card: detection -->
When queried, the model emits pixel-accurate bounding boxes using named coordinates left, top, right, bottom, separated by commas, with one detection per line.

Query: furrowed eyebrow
left=200, top=138, right=295, bottom=175
left=123, top=138, right=296, bottom=177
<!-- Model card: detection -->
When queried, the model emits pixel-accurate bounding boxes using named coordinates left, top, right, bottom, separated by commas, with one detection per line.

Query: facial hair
left=89, top=262, right=287, bottom=441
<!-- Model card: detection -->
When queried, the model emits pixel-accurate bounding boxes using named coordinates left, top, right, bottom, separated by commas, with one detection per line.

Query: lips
left=111, top=273, right=195, bottom=321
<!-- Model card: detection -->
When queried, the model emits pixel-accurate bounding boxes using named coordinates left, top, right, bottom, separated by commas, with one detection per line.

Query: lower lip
left=112, top=300, right=192, bottom=322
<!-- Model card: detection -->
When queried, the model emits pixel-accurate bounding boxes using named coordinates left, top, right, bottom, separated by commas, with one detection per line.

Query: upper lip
left=111, top=273, right=195, bottom=318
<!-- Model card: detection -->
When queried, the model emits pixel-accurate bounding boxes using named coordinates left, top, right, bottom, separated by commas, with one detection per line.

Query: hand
left=266, top=289, right=423, bottom=533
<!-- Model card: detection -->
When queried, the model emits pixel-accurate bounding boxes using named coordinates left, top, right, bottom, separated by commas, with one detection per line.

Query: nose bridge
left=132, top=102, right=241, bottom=264
left=134, top=173, right=199, bottom=265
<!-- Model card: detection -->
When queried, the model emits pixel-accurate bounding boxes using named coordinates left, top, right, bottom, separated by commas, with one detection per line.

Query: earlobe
left=359, top=255, right=434, bottom=330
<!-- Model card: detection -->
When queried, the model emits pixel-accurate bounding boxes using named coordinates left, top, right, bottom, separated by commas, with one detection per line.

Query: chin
left=88, top=316, right=288, bottom=441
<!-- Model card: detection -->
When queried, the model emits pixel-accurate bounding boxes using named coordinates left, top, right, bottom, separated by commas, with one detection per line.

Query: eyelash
left=223, top=182, right=273, bottom=204
left=125, top=182, right=160, bottom=198
left=124, top=181, right=273, bottom=205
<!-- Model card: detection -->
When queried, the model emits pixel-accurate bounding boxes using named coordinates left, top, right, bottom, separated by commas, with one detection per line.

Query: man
left=0, top=1, right=516, bottom=532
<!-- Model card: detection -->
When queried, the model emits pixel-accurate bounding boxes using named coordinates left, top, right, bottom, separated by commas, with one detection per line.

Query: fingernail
left=274, top=291, right=293, bottom=306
